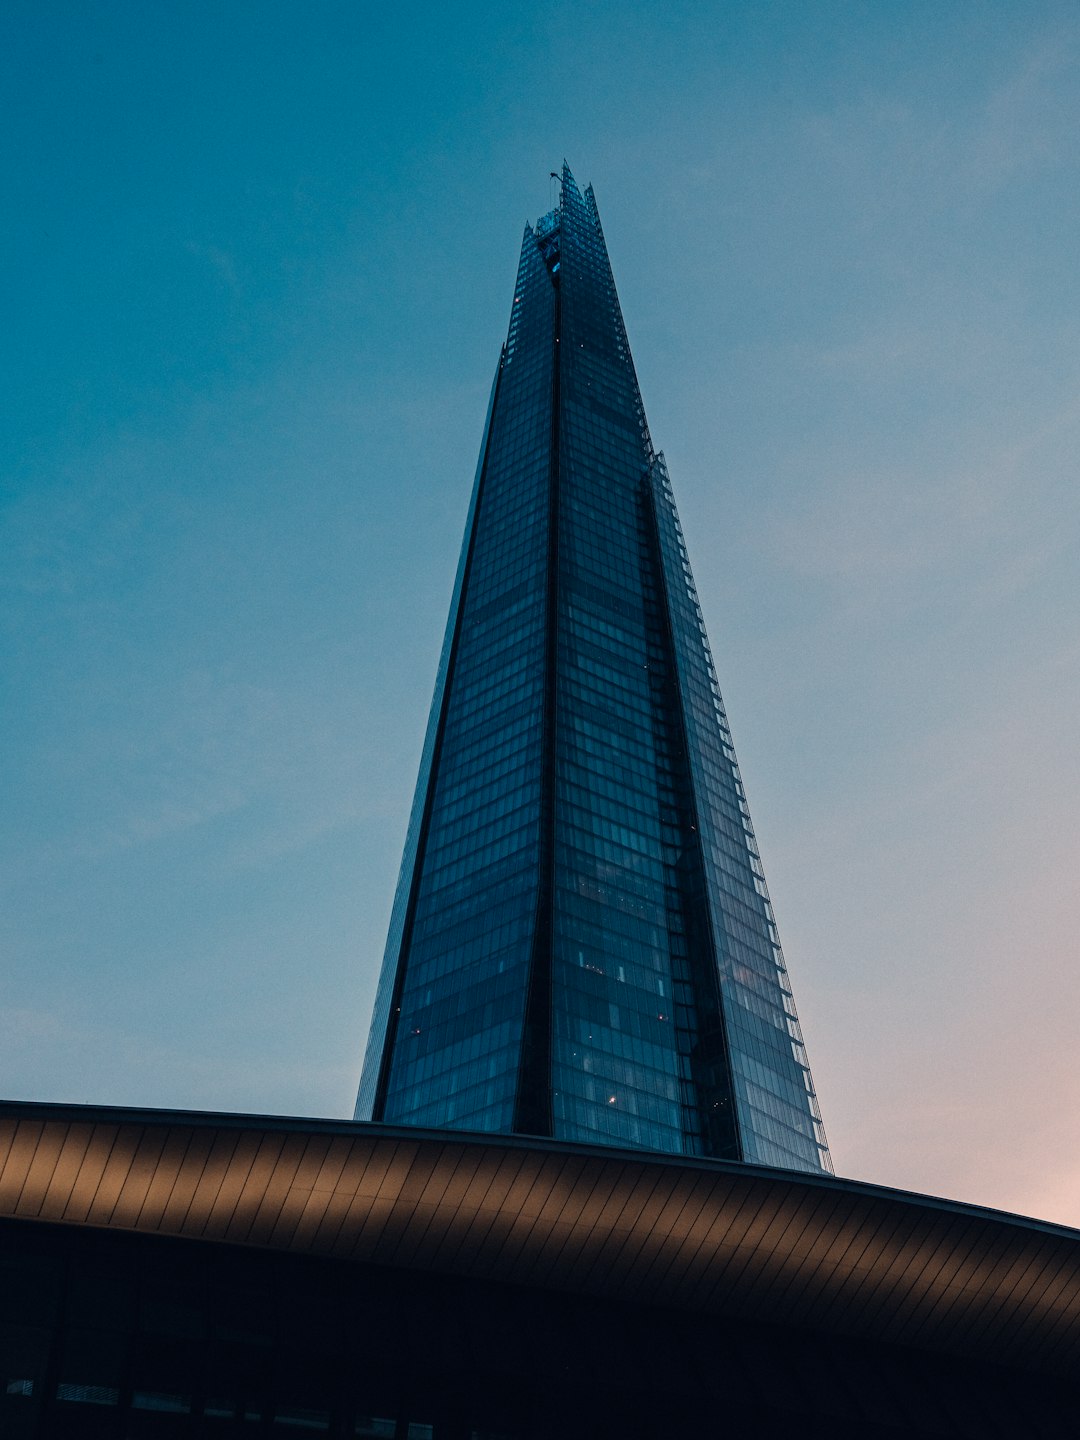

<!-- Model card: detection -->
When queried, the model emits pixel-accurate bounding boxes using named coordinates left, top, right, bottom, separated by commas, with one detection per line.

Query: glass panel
left=56, top=1383, right=119, bottom=1405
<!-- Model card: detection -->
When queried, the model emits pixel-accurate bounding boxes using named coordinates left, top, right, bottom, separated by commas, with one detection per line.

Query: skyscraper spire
left=357, top=168, right=831, bottom=1173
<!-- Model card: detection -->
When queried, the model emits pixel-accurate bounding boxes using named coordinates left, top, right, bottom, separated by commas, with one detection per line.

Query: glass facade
left=357, top=165, right=831, bottom=1173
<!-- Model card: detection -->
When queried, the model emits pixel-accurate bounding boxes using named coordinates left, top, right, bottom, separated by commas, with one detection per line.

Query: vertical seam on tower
left=514, top=282, right=560, bottom=1138
left=641, top=466, right=745, bottom=1162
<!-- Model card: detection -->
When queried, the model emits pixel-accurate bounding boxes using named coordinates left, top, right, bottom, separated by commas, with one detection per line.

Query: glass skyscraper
left=356, top=166, right=831, bottom=1175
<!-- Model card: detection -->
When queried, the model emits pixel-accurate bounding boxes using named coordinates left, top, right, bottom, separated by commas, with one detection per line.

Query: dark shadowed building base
left=2, top=1219, right=1076, bottom=1439
left=4, top=1105, right=1080, bottom=1439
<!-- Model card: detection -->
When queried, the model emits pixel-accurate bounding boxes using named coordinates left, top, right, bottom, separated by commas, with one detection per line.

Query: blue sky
left=3, top=2, right=1079, bottom=1223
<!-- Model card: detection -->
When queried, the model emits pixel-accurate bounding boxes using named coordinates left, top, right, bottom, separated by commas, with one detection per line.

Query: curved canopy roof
left=2, top=1100, right=1079, bottom=1377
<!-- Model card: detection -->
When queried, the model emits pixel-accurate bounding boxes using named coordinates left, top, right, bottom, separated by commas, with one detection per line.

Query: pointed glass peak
left=356, top=170, right=832, bottom=1176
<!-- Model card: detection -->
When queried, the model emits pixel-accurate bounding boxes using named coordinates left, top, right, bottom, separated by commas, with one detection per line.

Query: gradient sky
left=3, top=1, right=1079, bottom=1225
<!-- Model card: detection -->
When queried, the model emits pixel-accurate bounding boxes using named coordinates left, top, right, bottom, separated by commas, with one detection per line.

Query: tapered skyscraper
left=357, top=166, right=831, bottom=1174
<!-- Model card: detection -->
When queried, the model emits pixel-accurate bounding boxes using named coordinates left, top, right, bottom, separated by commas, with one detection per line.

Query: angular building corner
left=356, top=164, right=831, bottom=1175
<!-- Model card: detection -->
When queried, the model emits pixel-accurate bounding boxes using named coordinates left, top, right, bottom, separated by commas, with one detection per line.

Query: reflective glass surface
left=650, top=452, right=830, bottom=1172
left=550, top=174, right=699, bottom=1153
left=373, top=226, right=554, bottom=1132
left=357, top=165, right=830, bottom=1173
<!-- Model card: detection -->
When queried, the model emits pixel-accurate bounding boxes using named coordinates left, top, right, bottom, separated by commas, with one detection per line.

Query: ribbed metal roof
left=3, top=1101, right=1079, bottom=1377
